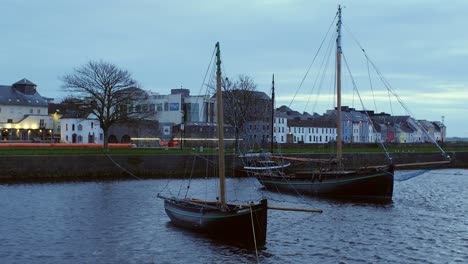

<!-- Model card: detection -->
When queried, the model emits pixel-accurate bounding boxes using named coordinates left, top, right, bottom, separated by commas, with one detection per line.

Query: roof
left=13, top=78, right=37, bottom=86
left=0, top=79, right=48, bottom=107
left=288, top=118, right=335, bottom=128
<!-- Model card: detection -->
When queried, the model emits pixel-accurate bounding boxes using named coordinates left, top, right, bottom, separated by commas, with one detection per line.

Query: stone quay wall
left=0, top=151, right=466, bottom=183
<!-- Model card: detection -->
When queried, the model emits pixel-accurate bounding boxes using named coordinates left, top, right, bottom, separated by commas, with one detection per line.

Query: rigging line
left=304, top=28, right=336, bottom=111
left=104, top=153, right=144, bottom=181
left=183, top=155, right=198, bottom=198
left=343, top=23, right=390, bottom=114
left=387, top=89, right=394, bottom=115
left=365, top=54, right=450, bottom=159
left=366, top=58, right=378, bottom=112
left=196, top=46, right=217, bottom=97
left=288, top=12, right=338, bottom=108
left=343, top=23, right=448, bottom=158
left=342, top=53, right=392, bottom=161
left=308, top=30, right=338, bottom=114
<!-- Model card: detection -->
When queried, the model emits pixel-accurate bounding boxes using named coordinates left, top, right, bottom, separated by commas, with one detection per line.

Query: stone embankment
left=0, top=151, right=466, bottom=183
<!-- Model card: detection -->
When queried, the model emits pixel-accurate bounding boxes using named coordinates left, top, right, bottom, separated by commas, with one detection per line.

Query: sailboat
left=255, top=6, right=397, bottom=200
left=158, top=42, right=268, bottom=248
left=237, top=75, right=292, bottom=176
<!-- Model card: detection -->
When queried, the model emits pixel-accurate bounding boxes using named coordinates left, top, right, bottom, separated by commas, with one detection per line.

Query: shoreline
left=1, top=151, right=466, bottom=184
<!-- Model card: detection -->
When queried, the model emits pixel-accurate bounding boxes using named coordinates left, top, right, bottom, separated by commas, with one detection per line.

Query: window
left=66, top=124, right=68, bottom=131
left=164, top=102, right=169, bottom=111
left=78, top=124, right=83, bottom=131
left=91, top=122, right=94, bottom=129
left=39, top=119, right=45, bottom=127
left=30, top=109, right=33, bottom=114
left=156, top=104, right=163, bottom=111
left=37, top=109, right=41, bottom=114
left=72, top=124, right=75, bottom=131
left=7, top=119, right=13, bottom=123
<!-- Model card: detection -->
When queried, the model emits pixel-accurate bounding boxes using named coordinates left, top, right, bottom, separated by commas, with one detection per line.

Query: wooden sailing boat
left=238, top=74, right=292, bottom=175
left=255, top=6, right=396, bottom=200
left=158, top=42, right=268, bottom=248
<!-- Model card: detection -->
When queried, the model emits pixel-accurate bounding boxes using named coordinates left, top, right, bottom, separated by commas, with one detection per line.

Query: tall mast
left=215, top=42, right=226, bottom=207
left=336, top=5, right=343, bottom=162
left=270, top=74, right=275, bottom=153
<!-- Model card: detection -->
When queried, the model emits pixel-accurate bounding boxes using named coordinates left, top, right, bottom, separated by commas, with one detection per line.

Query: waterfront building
left=287, top=118, right=336, bottom=144
left=0, top=79, right=54, bottom=141
left=60, top=114, right=103, bottom=143
left=273, top=112, right=288, bottom=144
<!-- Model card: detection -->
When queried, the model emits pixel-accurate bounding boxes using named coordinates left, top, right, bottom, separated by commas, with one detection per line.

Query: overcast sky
left=1, top=0, right=467, bottom=137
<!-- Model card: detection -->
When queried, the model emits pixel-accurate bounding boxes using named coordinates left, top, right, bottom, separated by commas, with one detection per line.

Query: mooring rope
left=105, top=153, right=144, bottom=180
left=249, top=205, right=260, bottom=263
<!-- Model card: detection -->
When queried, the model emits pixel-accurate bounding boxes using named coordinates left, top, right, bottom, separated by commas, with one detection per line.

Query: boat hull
left=256, top=166, right=394, bottom=200
left=162, top=198, right=268, bottom=248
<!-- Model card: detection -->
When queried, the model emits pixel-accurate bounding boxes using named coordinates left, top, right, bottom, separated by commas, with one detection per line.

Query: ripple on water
left=1, top=170, right=467, bottom=263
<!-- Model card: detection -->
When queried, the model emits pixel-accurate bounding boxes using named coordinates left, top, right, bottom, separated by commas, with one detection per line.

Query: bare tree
left=223, top=75, right=271, bottom=151
left=61, top=60, right=151, bottom=151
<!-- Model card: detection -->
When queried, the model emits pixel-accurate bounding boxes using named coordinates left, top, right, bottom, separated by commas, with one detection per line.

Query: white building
left=0, top=79, right=53, bottom=141
left=273, top=113, right=288, bottom=143
left=60, top=115, right=103, bottom=143
left=287, top=119, right=336, bottom=144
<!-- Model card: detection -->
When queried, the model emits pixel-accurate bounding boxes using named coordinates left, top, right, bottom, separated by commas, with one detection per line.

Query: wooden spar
left=215, top=42, right=226, bottom=207
left=270, top=155, right=339, bottom=163
left=268, top=205, right=323, bottom=213
left=270, top=74, right=275, bottom=153
left=187, top=198, right=322, bottom=213
left=336, top=5, right=343, bottom=162
left=394, top=160, right=451, bottom=169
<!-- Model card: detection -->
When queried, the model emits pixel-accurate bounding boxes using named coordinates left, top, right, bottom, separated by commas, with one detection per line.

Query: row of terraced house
left=0, top=79, right=445, bottom=146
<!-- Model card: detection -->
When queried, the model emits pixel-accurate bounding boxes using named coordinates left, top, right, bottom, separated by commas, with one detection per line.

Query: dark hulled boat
left=256, top=164, right=394, bottom=200
left=158, top=42, right=268, bottom=248
left=160, top=197, right=268, bottom=247
left=254, top=6, right=395, bottom=200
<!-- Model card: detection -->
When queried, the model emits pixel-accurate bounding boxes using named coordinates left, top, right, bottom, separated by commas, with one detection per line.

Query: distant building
left=149, top=88, right=215, bottom=141
left=0, top=79, right=53, bottom=141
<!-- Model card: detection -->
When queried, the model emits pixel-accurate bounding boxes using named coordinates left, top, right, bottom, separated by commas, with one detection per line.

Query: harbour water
left=1, top=169, right=467, bottom=263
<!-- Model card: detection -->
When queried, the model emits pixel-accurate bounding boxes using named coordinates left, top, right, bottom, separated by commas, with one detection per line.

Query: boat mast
left=270, top=74, right=275, bottom=153
left=215, top=42, right=226, bottom=207
left=336, top=5, right=343, bottom=163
